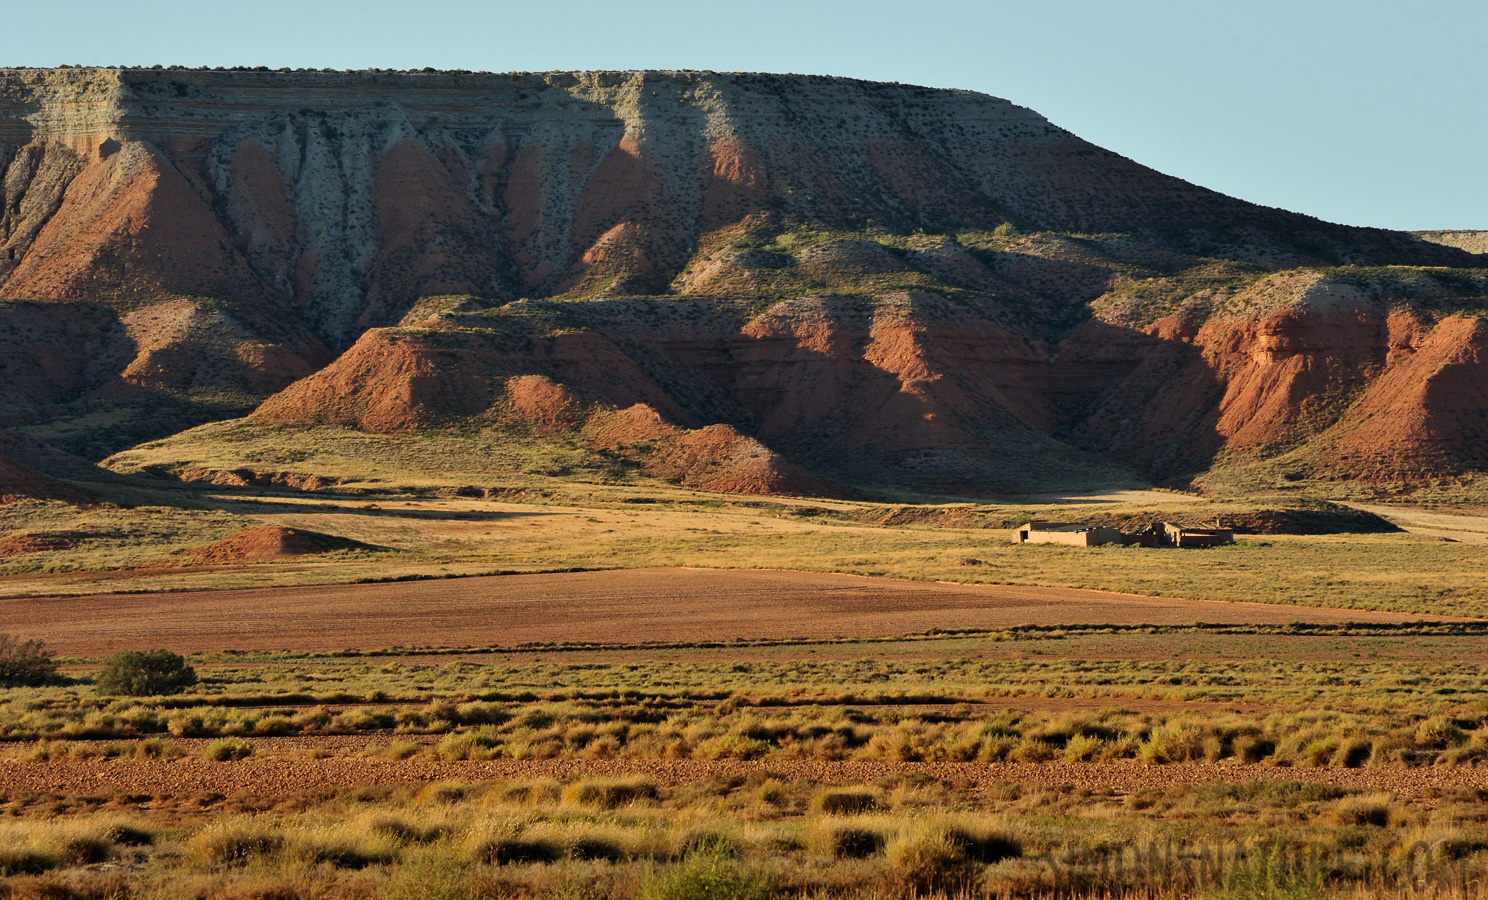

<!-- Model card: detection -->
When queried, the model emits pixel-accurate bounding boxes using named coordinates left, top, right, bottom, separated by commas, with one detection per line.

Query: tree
left=95, top=649, right=197, bottom=696
left=0, top=634, right=58, bottom=686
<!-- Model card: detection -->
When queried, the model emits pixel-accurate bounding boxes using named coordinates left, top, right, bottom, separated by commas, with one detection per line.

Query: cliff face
left=2, top=68, right=1485, bottom=494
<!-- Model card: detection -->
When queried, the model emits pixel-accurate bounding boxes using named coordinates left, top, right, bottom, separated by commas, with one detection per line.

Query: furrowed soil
left=3, top=754, right=1484, bottom=804
left=1, top=567, right=1456, bottom=655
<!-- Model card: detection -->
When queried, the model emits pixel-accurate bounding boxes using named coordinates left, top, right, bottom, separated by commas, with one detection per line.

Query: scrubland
left=2, top=440, right=1486, bottom=897
left=5, top=627, right=1488, bottom=897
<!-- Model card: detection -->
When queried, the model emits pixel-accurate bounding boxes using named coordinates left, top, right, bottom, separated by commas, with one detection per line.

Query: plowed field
left=4, top=753, right=1483, bottom=803
left=1, top=567, right=1454, bottom=654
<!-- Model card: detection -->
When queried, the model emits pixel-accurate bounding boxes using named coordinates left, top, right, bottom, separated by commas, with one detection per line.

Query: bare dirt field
left=4, top=754, right=1484, bottom=804
left=1, top=567, right=1457, bottom=655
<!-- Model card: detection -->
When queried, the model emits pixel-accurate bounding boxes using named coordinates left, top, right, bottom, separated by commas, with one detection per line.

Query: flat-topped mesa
left=1, top=68, right=1468, bottom=348
left=6, top=69, right=1486, bottom=494
left=0, top=66, right=1045, bottom=153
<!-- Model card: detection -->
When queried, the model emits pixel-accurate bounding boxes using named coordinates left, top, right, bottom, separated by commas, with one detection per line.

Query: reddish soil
left=177, top=525, right=375, bottom=563
left=0, top=534, right=78, bottom=556
left=1326, top=315, right=1488, bottom=477
left=0, top=452, right=96, bottom=505
left=2, top=753, right=1483, bottom=803
left=0, top=567, right=1454, bottom=656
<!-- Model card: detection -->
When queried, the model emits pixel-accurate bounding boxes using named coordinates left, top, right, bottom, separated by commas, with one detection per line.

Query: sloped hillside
left=2, top=68, right=1485, bottom=496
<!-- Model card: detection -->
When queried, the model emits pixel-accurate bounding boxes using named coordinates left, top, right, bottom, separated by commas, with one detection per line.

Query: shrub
left=1011, top=736, right=1059, bottom=762
left=134, top=738, right=185, bottom=759
left=0, top=844, right=56, bottom=876
left=1328, top=793, right=1396, bottom=827
left=203, top=738, right=255, bottom=761
left=809, top=821, right=886, bottom=859
left=188, top=820, right=283, bottom=866
left=384, top=848, right=474, bottom=900
left=640, top=843, right=773, bottom=900
left=885, top=821, right=975, bottom=893
left=471, top=831, right=561, bottom=865
left=561, top=777, right=658, bottom=809
left=1415, top=716, right=1467, bottom=748
left=809, top=787, right=879, bottom=816
left=0, top=634, right=57, bottom=686
left=1233, top=734, right=1275, bottom=763
left=1332, top=737, right=1373, bottom=768
left=1139, top=724, right=1206, bottom=764
left=1063, top=733, right=1107, bottom=762
left=567, top=827, right=633, bottom=862
left=436, top=728, right=500, bottom=761
left=416, top=781, right=471, bottom=804
left=95, top=649, right=197, bottom=696
left=753, top=777, right=786, bottom=806
left=289, top=832, right=394, bottom=869
left=55, top=831, right=114, bottom=865
left=364, top=815, right=448, bottom=845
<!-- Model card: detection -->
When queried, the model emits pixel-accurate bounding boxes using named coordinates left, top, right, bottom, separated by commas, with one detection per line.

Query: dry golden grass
left=5, top=773, right=1488, bottom=898
left=2, top=481, right=1484, bottom=620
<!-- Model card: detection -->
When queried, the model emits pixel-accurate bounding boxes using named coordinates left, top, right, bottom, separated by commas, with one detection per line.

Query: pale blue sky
left=9, top=0, right=1484, bottom=230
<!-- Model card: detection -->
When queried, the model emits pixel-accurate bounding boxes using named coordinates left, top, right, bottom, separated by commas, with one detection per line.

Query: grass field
left=3, top=427, right=1488, bottom=897
left=6, top=626, right=1488, bottom=898
left=3, top=479, right=1486, bottom=620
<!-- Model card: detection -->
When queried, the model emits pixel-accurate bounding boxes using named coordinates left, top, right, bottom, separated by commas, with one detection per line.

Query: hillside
left=3, top=68, right=1485, bottom=497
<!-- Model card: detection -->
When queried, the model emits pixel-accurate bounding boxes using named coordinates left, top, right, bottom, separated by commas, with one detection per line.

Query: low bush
left=809, top=821, right=886, bottom=859
left=471, top=830, right=562, bottom=865
left=202, top=738, right=255, bottom=761
left=188, top=820, right=283, bottom=866
left=885, top=821, right=975, bottom=893
left=416, top=781, right=472, bottom=804
left=1415, top=716, right=1468, bottom=748
left=561, top=777, right=658, bottom=809
left=135, top=737, right=184, bottom=759
left=567, top=826, right=634, bottom=862
left=1232, top=734, right=1275, bottom=763
left=55, top=831, right=114, bottom=865
left=810, top=788, right=879, bottom=816
left=364, top=815, right=448, bottom=845
left=95, top=649, right=197, bottom=696
left=639, top=842, right=773, bottom=900
left=436, top=728, right=501, bottom=761
left=944, top=822, right=1021, bottom=864
left=0, top=844, right=55, bottom=876
left=1328, top=793, right=1396, bottom=827
left=1139, top=724, right=1206, bottom=764
left=288, top=832, right=395, bottom=869
left=0, top=634, right=57, bottom=686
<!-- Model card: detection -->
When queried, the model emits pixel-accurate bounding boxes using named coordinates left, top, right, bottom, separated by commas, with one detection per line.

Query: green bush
left=0, top=634, right=57, bottom=686
left=203, top=738, right=255, bottom=761
left=640, top=842, right=773, bottom=900
left=95, top=649, right=197, bottom=696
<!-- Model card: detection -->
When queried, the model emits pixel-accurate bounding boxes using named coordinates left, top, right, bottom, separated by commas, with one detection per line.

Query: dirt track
left=0, top=567, right=1457, bottom=655
left=4, top=754, right=1484, bottom=803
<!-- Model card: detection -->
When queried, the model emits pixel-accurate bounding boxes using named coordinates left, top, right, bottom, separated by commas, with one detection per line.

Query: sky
left=7, top=0, right=1484, bottom=230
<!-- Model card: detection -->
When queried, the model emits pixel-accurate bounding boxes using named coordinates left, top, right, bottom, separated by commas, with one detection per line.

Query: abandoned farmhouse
left=1014, top=522, right=1235, bottom=548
